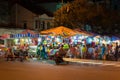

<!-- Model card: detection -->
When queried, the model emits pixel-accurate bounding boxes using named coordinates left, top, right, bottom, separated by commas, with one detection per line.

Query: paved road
left=64, top=58, right=120, bottom=67
left=0, top=59, right=120, bottom=80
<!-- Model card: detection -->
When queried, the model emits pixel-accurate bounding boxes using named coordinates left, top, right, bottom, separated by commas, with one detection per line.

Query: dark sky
left=27, top=0, right=73, bottom=2
left=15, top=0, right=74, bottom=15
left=29, top=0, right=73, bottom=2
left=10, top=0, right=74, bottom=3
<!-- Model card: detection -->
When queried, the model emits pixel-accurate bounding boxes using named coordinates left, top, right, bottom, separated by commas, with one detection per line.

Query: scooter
left=54, top=51, right=69, bottom=65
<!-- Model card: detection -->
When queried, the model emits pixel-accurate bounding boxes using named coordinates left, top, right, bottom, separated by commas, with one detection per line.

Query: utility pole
left=16, top=3, right=18, bottom=28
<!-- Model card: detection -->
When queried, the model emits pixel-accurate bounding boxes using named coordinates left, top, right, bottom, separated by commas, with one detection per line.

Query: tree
left=54, top=0, right=120, bottom=35
left=54, top=0, right=100, bottom=28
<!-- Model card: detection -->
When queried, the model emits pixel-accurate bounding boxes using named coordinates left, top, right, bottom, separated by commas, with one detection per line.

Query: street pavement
left=0, top=57, right=120, bottom=80
left=63, top=58, right=120, bottom=67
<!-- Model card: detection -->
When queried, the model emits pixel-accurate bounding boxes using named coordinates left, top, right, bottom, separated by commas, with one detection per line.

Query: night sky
left=11, top=0, right=74, bottom=3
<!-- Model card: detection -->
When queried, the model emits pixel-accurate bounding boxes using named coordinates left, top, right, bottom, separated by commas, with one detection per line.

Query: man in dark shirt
left=114, top=43, right=119, bottom=61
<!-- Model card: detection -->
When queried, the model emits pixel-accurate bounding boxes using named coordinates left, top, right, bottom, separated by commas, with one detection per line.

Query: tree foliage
left=54, top=0, right=120, bottom=35
left=54, top=0, right=101, bottom=28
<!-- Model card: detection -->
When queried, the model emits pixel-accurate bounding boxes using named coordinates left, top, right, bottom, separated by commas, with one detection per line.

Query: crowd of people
left=36, top=42, right=120, bottom=61
left=67, top=43, right=120, bottom=61
left=1, top=41, right=120, bottom=62
left=2, top=44, right=29, bottom=62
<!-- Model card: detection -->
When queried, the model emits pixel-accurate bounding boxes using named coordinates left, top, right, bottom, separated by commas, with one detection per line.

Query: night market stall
left=40, top=26, right=78, bottom=57
left=10, top=29, right=40, bottom=57
left=40, top=26, right=78, bottom=46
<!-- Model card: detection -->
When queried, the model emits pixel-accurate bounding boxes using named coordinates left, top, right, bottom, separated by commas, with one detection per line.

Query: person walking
left=114, top=43, right=119, bottom=61
left=100, top=44, right=106, bottom=60
left=87, top=45, right=94, bottom=59
left=40, top=45, right=47, bottom=59
left=6, top=47, right=14, bottom=61
left=82, top=45, right=87, bottom=59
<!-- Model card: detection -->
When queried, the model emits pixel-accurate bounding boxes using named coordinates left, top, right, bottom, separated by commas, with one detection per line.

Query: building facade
left=11, top=4, right=54, bottom=31
left=0, top=0, right=10, bottom=26
left=34, top=14, right=54, bottom=31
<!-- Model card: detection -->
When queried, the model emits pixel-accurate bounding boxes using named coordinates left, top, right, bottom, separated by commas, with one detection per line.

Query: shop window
left=39, top=20, right=41, bottom=29
left=24, top=22, right=27, bottom=29
left=42, top=21, right=45, bottom=30
left=35, top=20, right=38, bottom=29
left=114, top=5, right=118, bottom=10
left=47, top=22, right=50, bottom=29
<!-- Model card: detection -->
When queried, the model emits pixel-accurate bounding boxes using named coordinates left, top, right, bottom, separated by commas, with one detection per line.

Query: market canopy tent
left=11, top=29, right=39, bottom=38
left=0, top=34, right=10, bottom=40
left=40, top=26, right=77, bottom=37
left=111, top=36, right=120, bottom=41
left=21, top=29, right=36, bottom=35
left=74, top=28, right=94, bottom=36
left=21, top=29, right=39, bottom=38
